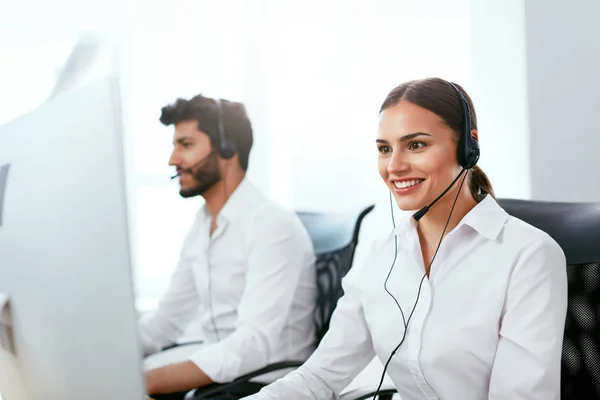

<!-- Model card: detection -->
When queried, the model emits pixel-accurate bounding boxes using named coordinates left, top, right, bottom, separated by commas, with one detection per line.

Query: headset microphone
left=412, top=168, right=466, bottom=221
left=170, top=150, right=217, bottom=180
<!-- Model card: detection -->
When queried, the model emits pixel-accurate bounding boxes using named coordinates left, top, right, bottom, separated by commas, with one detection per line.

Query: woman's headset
left=448, top=82, right=480, bottom=170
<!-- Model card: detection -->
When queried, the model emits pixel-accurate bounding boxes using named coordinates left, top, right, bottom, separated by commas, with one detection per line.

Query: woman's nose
left=387, top=151, right=410, bottom=174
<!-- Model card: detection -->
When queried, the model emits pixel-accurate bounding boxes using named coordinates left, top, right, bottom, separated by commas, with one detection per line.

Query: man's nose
left=168, top=150, right=179, bottom=167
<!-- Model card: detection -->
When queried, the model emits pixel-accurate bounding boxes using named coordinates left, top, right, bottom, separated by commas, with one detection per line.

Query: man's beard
left=179, top=153, right=221, bottom=198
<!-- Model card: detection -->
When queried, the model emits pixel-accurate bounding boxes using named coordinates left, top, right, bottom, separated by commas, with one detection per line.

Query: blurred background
left=1, top=0, right=598, bottom=311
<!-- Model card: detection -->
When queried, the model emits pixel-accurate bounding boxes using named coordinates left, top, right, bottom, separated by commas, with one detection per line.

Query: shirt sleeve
left=243, top=243, right=377, bottom=399
left=189, top=208, right=315, bottom=383
left=489, top=237, right=568, bottom=399
left=138, top=234, right=200, bottom=355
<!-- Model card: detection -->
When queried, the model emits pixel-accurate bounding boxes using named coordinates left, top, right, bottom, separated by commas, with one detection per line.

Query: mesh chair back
left=498, top=198, right=600, bottom=400
left=298, top=205, right=374, bottom=342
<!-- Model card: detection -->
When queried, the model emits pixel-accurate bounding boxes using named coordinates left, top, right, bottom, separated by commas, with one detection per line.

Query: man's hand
left=146, top=360, right=213, bottom=395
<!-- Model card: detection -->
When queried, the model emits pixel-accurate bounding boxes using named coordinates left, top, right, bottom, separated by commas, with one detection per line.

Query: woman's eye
left=378, top=145, right=392, bottom=154
left=408, top=141, right=426, bottom=150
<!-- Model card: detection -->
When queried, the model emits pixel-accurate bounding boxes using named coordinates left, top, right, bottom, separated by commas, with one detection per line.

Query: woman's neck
left=416, top=186, right=478, bottom=246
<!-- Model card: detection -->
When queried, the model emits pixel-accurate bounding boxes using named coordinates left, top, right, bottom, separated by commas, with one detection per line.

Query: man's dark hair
left=159, top=94, right=253, bottom=171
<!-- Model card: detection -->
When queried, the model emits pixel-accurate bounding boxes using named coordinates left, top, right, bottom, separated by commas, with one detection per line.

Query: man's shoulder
left=235, top=180, right=313, bottom=246
left=248, top=201, right=305, bottom=234
left=242, top=182, right=299, bottom=225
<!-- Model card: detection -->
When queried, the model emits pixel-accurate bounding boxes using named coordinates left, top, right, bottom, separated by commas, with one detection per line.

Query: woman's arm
left=489, top=238, right=568, bottom=399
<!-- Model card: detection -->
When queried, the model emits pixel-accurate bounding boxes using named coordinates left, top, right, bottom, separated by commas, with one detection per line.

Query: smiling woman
left=242, top=77, right=567, bottom=400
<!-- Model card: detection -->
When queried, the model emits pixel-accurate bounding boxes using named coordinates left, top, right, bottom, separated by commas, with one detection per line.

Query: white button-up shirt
left=138, top=178, right=317, bottom=383
left=245, top=195, right=568, bottom=400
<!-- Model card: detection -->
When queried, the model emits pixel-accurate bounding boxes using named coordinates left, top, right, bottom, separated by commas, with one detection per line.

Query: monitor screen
left=0, top=76, right=146, bottom=400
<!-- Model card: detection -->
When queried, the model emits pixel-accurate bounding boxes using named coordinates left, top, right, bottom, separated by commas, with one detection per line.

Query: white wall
left=471, top=0, right=600, bottom=203
left=525, top=0, right=600, bottom=202
left=470, top=0, right=531, bottom=200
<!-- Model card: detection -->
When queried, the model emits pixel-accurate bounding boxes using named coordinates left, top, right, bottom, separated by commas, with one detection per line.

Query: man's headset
left=214, top=98, right=237, bottom=160
left=373, top=81, right=480, bottom=399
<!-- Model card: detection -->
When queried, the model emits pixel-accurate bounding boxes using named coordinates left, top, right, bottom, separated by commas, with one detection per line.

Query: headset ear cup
left=219, top=141, right=237, bottom=159
left=457, top=133, right=480, bottom=169
left=464, top=136, right=480, bottom=169
left=466, top=147, right=480, bottom=169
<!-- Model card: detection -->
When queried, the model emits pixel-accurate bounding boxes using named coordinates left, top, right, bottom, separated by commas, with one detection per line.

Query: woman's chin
left=394, top=198, right=425, bottom=213
left=391, top=189, right=430, bottom=211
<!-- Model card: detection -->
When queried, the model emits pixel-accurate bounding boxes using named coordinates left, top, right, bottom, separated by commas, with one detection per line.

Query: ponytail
left=469, top=166, right=495, bottom=202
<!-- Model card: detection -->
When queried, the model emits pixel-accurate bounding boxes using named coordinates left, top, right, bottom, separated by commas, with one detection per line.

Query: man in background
left=138, top=94, right=317, bottom=399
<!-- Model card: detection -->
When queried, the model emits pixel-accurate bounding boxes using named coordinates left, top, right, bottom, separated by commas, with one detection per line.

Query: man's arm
left=488, top=238, right=568, bottom=399
left=138, top=244, right=200, bottom=355
left=146, top=360, right=211, bottom=395
left=146, top=207, right=315, bottom=393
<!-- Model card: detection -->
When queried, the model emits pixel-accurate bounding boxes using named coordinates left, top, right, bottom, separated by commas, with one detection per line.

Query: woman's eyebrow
left=376, top=132, right=432, bottom=144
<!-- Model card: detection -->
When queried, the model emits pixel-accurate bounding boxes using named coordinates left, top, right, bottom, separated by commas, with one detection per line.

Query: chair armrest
left=184, top=360, right=304, bottom=399
left=340, top=383, right=398, bottom=400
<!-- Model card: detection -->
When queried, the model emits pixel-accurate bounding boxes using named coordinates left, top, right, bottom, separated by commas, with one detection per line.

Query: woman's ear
left=470, top=129, right=479, bottom=142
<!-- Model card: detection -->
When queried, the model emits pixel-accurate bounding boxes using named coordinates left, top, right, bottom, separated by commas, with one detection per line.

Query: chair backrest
left=498, top=198, right=600, bottom=400
left=297, top=205, right=374, bottom=343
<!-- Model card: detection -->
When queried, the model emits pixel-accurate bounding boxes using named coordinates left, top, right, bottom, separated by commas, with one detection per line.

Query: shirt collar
left=218, top=177, right=254, bottom=224
left=456, top=195, right=508, bottom=240
left=393, top=195, right=508, bottom=241
left=393, top=213, right=419, bottom=237
left=201, top=177, right=254, bottom=225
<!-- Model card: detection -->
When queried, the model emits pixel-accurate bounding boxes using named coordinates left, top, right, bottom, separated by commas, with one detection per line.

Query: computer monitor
left=0, top=77, right=146, bottom=400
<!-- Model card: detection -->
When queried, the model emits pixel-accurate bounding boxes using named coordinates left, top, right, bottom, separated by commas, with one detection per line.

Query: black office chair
left=340, top=198, right=600, bottom=400
left=498, top=198, right=600, bottom=400
left=183, top=205, right=375, bottom=400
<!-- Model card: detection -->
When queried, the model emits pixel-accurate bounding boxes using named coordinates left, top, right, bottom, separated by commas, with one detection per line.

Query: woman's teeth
left=394, top=179, right=424, bottom=189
